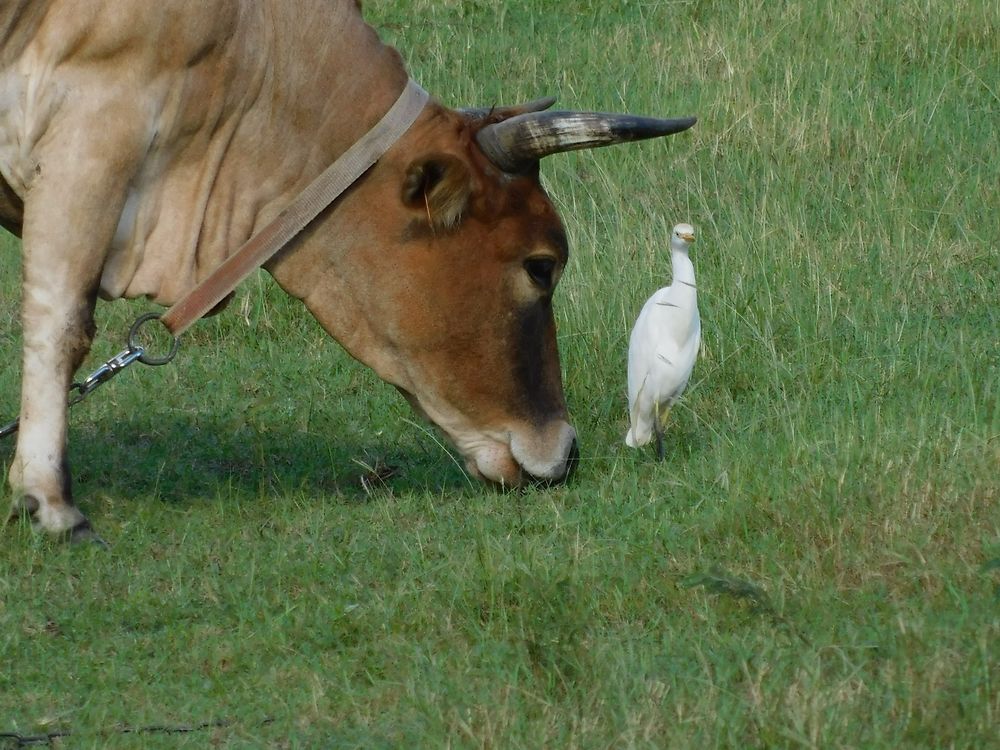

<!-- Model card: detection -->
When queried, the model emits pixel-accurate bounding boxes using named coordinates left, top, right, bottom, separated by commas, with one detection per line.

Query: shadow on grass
left=0, top=414, right=471, bottom=508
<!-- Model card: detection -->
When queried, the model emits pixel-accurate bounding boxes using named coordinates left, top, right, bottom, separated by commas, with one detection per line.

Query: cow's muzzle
left=465, top=421, right=577, bottom=488
left=510, top=421, right=578, bottom=484
left=523, top=435, right=580, bottom=487
left=395, top=386, right=576, bottom=488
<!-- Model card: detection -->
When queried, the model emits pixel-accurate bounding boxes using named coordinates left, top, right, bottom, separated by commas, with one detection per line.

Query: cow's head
left=272, top=95, right=694, bottom=487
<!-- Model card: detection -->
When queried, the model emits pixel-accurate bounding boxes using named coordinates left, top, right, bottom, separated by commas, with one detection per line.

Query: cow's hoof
left=69, top=520, right=109, bottom=549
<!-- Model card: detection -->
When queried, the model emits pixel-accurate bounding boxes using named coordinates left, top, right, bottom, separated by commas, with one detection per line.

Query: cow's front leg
left=7, top=111, right=143, bottom=541
left=8, top=282, right=98, bottom=540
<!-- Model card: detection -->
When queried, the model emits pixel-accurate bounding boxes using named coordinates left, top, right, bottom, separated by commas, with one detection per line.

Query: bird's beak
left=680, top=232, right=696, bottom=242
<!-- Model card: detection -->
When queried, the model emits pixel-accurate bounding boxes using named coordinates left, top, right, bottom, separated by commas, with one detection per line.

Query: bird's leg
left=653, top=403, right=670, bottom=461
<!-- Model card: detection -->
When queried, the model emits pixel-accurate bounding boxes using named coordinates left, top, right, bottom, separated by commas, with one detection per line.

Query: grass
left=1, top=0, right=998, bottom=746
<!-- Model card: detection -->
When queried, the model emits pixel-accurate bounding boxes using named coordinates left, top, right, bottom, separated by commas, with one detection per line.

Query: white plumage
left=625, top=223, right=700, bottom=459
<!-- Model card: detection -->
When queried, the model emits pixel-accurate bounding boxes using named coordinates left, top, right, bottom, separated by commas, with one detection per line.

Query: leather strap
left=160, top=79, right=430, bottom=336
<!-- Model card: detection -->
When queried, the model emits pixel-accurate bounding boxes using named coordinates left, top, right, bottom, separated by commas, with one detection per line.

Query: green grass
left=2, top=0, right=998, bottom=746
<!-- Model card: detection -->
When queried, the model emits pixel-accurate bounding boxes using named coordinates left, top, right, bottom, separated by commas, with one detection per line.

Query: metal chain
left=0, top=313, right=179, bottom=441
left=67, top=346, right=149, bottom=407
left=1, top=716, right=274, bottom=747
left=0, top=417, right=17, bottom=441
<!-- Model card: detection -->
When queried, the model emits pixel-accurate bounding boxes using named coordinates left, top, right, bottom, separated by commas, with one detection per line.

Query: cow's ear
left=401, top=154, right=472, bottom=230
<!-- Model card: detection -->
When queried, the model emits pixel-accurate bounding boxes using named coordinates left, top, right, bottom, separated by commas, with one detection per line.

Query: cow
left=0, top=0, right=694, bottom=541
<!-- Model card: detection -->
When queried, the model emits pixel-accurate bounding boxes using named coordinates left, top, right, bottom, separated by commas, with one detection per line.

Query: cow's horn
left=476, top=111, right=697, bottom=173
left=460, top=96, right=558, bottom=120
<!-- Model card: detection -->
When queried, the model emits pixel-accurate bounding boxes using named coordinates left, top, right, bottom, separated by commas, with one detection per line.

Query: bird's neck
left=671, top=250, right=696, bottom=290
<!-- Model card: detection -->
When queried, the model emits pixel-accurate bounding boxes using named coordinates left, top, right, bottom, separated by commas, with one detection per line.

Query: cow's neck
left=103, top=0, right=410, bottom=307
left=234, top=2, right=409, bottom=242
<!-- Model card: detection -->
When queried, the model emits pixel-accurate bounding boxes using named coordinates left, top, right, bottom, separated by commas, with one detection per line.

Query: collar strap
left=160, top=79, right=430, bottom=336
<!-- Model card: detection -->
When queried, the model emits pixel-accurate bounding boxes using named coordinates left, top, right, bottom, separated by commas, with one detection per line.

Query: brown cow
left=0, top=0, right=694, bottom=540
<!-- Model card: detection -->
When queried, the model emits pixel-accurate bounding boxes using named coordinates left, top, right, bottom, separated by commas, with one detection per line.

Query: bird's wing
left=627, top=291, right=663, bottom=402
left=652, top=315, right=700, bottom=403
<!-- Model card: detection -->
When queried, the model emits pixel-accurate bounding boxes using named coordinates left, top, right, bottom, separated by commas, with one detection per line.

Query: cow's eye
left=524, top=257, right=557, bottom=290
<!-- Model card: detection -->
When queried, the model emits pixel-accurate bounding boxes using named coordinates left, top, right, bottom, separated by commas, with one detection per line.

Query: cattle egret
left=625, top=223, right=700, bottom=459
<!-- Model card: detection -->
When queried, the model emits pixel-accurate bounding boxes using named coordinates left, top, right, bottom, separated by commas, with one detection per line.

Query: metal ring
left=128, top=312, right=180, bottom=366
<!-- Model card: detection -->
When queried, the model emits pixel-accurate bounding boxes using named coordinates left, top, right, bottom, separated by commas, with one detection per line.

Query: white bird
left=625, top=223, right=700, bottom=459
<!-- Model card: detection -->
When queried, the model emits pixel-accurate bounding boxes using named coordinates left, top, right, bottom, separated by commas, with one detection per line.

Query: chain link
left=0, top=416, right=17, bottom=441
left=68, top=346, right=147, bottom=406
left=0, top=314, right=179, bottom=441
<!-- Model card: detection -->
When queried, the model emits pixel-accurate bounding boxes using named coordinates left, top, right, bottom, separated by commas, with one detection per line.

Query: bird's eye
left=524, top=257, right=557, bottom=290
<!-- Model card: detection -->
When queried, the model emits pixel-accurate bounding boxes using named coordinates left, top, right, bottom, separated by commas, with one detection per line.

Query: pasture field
left=1, top=0, right=998, bottom=747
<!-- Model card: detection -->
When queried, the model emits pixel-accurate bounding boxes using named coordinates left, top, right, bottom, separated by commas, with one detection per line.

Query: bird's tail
left=625, top=375, right=652, bottom=448
left=625, top=423, right=652, bottom=448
